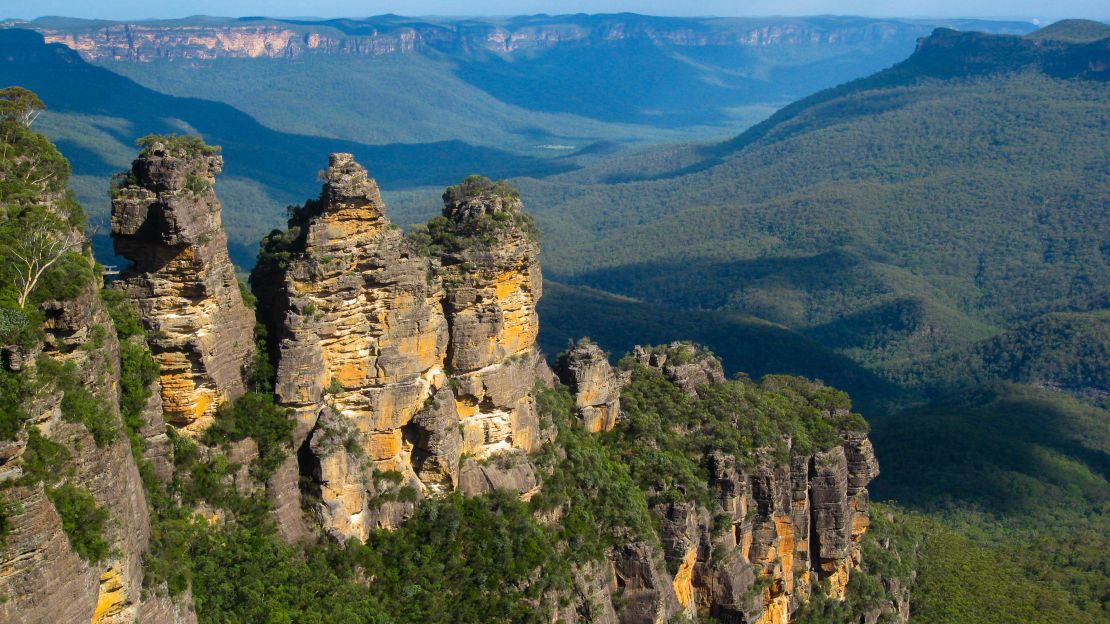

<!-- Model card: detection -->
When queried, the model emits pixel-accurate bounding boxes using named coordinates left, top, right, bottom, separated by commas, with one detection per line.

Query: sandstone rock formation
left=435, top=175, right=545, bottom=460
left=110, top=138, right=254, bottom=435
left=253, top=158, right=548, bottom=541
left=554, top=338, right=621, bottom=432
left=253, top=152, right=450, bottom=540
left=632, top=342, right=726, bottom=397
left=0, top=281, right=197, bottom=624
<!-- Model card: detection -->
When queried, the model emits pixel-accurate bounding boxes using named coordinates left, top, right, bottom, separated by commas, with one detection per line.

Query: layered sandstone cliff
left=252, top=152, right=450, bottom=539
left=554, top=338, right=621, bottom=432
left=0, top=233, right=196, bottom=622
left=252, top=157, right=546, bottom=540
left=110, top=138, right=254, bottom=435
left=25, top=16, right=985, bottom=62
left=435, top=175, right=545, bottom=464
left=572, top=343, right=883, bottom=624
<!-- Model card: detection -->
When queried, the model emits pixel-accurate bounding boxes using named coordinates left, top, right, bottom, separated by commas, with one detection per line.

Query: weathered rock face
left=554, top=339, right=621, bottom=432
left=541, top=341, right=883, bottom=624
left=137, top=374, right=174, bottom=482
left=632, top=342, right=726, bottom=398
left=111, top=140, right=254, bottom=435
left=458, top=449, right=539, bottom=498
left=253, top=162, right=552, bottom=541
left=254, top=153, right=450, bottom=539
left=0, top=282, right=195, bottom=624
left=609, top=541, right=683, bottom=624
left=436, top=177, right=545, bottom=460
left=678, top=435, right=879, bottom=624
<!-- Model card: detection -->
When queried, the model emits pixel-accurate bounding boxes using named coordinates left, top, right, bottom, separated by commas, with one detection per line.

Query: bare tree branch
left=11, top=224, right=84, bottom=309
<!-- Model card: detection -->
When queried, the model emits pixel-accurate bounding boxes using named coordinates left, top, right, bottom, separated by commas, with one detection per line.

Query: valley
left=0, top=10, right=1107, bottom=624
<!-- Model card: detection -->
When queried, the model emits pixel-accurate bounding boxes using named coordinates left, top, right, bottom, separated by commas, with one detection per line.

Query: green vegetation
left=34, top=356, right=117, bottom=447
left=531, top=383, right=656, bottom=560
left=796, top=503, right=1100, bottom=624
left=870, top=383, right=1110, bottom=621
left=352, top=492, right=568, bottom=623
left=19, top=428, right=72, bottom=485
left=46, top=483, right=110, bottom=563
left=136, top=133, right=221, bottom=158
left=100, top=289, right=160, bottom=440
left=444, top=174, right=520, bottom=203
left=902, top=310, right=1110, bottom=405
left=0, top=366, right=34, bottom=440
left=0, top=86, right=93, bottom=320
left=146, top=365, right=879, bottom=623
left=201, top=392, right=294, bottom=481
left=406, top=176, right=539, bottom=257
left=610, top=365, right=865, bottom=504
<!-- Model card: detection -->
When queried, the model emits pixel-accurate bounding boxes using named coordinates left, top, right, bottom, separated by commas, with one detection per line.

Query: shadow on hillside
left=563, top=249, right=906, bottom=324
left=870, top=384, right=1110, bottom=515
left=537, top=281, right=909, bottom=417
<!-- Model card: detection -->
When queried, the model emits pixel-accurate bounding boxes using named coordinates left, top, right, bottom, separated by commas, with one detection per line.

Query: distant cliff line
left=8, top=14, right=1036, bottom=61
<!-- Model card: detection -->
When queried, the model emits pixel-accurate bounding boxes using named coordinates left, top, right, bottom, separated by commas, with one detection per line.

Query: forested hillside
left=526, top=26, right=1109, bottom=358
left=2, top=14, right=1108, bottom=622
left=526, top=23, right=1110, bottom=621
left=0, top=15, right=1033, bottom=269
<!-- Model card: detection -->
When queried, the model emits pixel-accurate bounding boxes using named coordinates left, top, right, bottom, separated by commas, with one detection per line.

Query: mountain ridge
left=18, top=14, right=1038, bottom=62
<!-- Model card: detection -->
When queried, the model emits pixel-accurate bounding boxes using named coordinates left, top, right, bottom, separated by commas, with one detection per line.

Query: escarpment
left=1, top=121, right=197, bottom=623
left=31, top=16, right=978, bottom=63
left=6, top=126, right=888, bottom=623
left=110, top=138, right=254, bottom=435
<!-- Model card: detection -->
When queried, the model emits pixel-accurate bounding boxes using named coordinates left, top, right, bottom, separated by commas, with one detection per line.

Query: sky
left=2, top=0, right=1107, bottom=22
left=0, top=0, right=1105, bottom=22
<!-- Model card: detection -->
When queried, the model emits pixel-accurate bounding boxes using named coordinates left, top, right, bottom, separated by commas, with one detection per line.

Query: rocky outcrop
left=252, top=153, right=450, bottom=540
left=557, top=560, right=620, bottom=624
left=436, top=176, right=545, bottom=460
left=632, top=342, right=726, bottom=397
left=609, top=541, right=683, bottom=624
left=701, top=436, right=879, bottom=624
left=252, top=160, right=553, bottom=541
left=256, top=151, right=448, bottom=444
left=110, top=139, right=254, bottom=435
left=458, top=450, right=539, bottom=497
left=0, top=281, right=195, bottom=623
left=554, top=339, right=621, bottom=432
